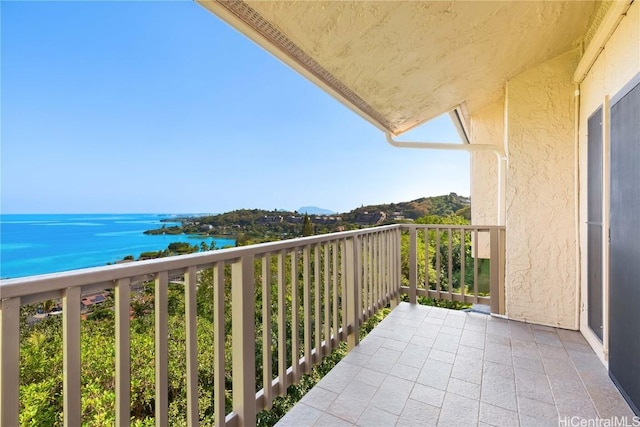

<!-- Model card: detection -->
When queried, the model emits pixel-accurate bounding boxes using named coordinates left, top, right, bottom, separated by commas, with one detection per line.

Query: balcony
left=0, top=224, right=632, bottom=426
left=276, top=302, right=635, bottom=427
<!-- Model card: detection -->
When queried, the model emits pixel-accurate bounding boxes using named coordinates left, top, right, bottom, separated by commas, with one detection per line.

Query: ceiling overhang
left=198, top=1, right=600, bottom=135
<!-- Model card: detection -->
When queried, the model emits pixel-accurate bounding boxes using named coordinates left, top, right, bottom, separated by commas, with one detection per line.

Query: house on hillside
left=200, top=0, right=640, bottom=415
left=311, top=216, right=341, bottom=224
left=80, top=292, right=109, bottom=311
left=356, top=211, right=386, bottom=225
left=256, top=215, right=283, bottom=224
left=285, top=216, right=304, bottom=224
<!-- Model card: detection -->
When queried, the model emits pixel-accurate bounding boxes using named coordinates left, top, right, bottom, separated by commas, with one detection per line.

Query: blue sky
left=1, top=1, right=468, bottom=214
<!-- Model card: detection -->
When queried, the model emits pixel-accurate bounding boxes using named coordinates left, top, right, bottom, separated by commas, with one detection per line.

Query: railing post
left=409, top=226, right=417, bottom=304
left=232, top=255, right=256, bottom=427
left=313, top=245, right=322, bottom=363
left=213, top=264, right=226, bottom=427
left=345, top=236, right=360, bottom=350
left=185, top=266, right=199, bottom=426
left=155, top=272, right=169, bottom=427
left=499, top=228, right=506, bottom=314
left=302, top=246, right=311, bottom=373
left=276, top=252, right=288, bottom=397
left=490, top=228, right=506, bottom=315
left=115, top=278, right=131, bottom=427
left=391, top=227, right=401, bottom=307
left=261, top=254, right=273, bottom=409
left=291, top=250, right=300, bottom=382
left=63, top=287, right=81, bottom=427
left=0, top=297, right=20, bottom=427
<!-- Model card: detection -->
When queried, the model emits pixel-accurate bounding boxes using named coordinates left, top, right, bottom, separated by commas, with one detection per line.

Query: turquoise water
left=0, top=214, right=235, bottom=279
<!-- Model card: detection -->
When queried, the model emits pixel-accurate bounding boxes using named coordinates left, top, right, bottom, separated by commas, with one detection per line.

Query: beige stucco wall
left=470, top=102, right=503, bottom=258
left=504, top=50, right=580, bottom=329
left=470, top=101, right=503, bottom=226
left=468, top=51, right=579, bottom=328
left=578, top=1, right=639, bottom=347
left=580, top=1, right=639, bottom=118
left=467, top=3, right=639, bottom=332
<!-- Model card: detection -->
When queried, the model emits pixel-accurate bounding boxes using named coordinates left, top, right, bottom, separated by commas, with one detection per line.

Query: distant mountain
left=298, top=206, right=335, bottom=215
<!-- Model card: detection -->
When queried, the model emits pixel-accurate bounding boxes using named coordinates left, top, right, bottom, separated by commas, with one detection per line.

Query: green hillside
left=342, top=193, right=471, bottom=222
left=145, top=193, right=471, bottom=243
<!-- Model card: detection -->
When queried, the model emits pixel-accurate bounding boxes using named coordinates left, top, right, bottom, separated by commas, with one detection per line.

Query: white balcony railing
left=0, top=224, right=504, bottom=426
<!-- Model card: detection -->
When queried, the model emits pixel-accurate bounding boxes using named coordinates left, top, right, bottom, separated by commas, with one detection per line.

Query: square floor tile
left=369, top=376, right=414, bottom=415
left=410, top=383, right=446, bottom=407
left=355, top=406, right=398, bottom=427
left=437, top=392, right=479, bottom=427
left=396, top=399, right=440, bottom=427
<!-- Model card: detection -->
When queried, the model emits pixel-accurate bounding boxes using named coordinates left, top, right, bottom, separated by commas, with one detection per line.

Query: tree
left=40, top=299, right=56, bottom=314
left=302, top=214, right=313, bottom=236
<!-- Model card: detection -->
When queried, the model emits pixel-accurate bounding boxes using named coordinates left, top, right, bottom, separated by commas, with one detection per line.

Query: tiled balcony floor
left=276, top=302, right=636, bottom=427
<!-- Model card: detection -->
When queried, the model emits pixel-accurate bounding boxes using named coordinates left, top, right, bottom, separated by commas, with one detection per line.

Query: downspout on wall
left=573, top=83, right=582, bottom=332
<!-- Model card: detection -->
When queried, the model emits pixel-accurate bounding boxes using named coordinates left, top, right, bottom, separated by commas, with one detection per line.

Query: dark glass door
left=587, top=107, right=603, bottom=341
left=609, top=79, right=640, bottom=416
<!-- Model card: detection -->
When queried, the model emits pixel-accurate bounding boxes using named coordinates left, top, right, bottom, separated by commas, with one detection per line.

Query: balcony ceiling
left=199, top=0, right=600, bottom=135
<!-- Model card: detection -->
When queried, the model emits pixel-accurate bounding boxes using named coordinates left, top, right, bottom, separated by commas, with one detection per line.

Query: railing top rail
left=400, top=224, right=505, bottom=231
left=0, top=224, right=402, bottom=299
left=1, top=222, right=505, bottom=300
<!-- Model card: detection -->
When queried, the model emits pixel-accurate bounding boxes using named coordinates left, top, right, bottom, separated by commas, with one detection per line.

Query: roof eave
left=197, top=0, right=398, bottom=135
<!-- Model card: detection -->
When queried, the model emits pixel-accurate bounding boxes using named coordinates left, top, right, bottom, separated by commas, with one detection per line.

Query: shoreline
left=1, top=214, right=236, bottom=279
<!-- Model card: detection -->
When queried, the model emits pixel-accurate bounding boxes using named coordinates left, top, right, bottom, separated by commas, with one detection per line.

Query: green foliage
left=166, top=242, right=199, bottom=255
left=302, top=214, right=313, bottom=236
left=414, top=214, right=468, bottom=226
left=400, top=294, right=471, bottom=310
left=401, top=214, right=486, bottom=296
left=139, top=250, right=163, bottom=260
left=144, top=225, right=183, bottom=235
left=20, top=378, right=61, bottom=426
left=344, top=193, right=470, bottom=222
left=20, top=319, right=63, bottom=426
left=455, top=205, right=471, bottom=220
left=126, top=241, right=206, bottom=263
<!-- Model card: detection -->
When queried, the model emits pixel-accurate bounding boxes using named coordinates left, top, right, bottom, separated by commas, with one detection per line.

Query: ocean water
left=0, top=214, right=235, bottom=279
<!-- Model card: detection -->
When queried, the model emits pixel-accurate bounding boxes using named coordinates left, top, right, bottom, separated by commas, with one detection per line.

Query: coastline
left=0, top=213, right=236, bottom=279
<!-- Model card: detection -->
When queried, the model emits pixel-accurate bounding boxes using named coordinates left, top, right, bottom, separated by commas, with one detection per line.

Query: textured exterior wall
left=470, top=102, right=504, bottom=258
left=578, top=2, right=639, bottom=342
left=505, top=50, right=580, bottom=329
left=581, top=2, right=639, bottom=117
